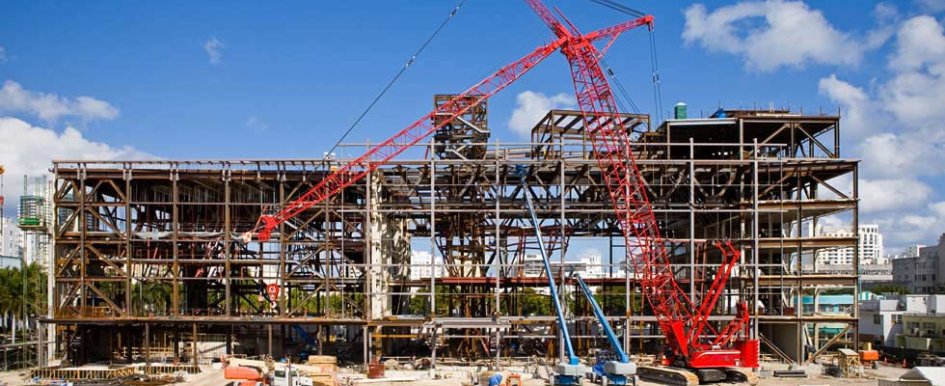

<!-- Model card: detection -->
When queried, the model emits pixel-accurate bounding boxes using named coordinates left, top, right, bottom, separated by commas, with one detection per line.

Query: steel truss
left=47, top=108, right=857, bottom=366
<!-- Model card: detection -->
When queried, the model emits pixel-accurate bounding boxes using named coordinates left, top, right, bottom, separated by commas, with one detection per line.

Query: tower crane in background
left=244, top=1, right=758, bottom=384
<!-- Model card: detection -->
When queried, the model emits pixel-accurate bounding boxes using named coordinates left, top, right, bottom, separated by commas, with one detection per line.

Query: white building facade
left=0, top=217, right=22, bottom=258
left=817, top=224, right=885, bottom=266
left=860, top=298, right=903, bottom=347
left=860, top=295, right=945, bottom=348
left=409, top=250, right=444, bottom=281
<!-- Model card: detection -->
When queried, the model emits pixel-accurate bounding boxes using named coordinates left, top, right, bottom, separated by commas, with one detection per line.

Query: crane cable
left=586, top=0, right=664, bottom=126
left=649, top=29, right=664, bottom=125
left=588, top=0, right=646, bottom=18
left=323, top=0, right=467, bottom=162
left=600, top=58, right=641, bottom=114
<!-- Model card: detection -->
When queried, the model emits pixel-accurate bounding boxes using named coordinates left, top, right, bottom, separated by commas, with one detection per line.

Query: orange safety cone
left=902, top=358, right=907, bottom=368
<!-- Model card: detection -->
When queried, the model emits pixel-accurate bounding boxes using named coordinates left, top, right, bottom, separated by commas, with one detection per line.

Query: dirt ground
left=749, top=361, right=909, bottom=386
left=0, top=361, right=913, bottom=386
left=335, top=361, right=912, bottom=386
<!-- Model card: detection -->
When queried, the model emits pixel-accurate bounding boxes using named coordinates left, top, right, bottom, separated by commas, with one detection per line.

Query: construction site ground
left=0, top=362, right=911, bottom=386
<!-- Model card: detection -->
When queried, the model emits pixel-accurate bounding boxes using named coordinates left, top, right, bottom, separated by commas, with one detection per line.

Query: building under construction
left=45, top=102, right=858, bottom=368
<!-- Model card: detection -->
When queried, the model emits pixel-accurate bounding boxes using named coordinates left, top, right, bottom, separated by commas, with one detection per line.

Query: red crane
left=245, top=1, right=757, bottom=383
left=519, top=0, right=758, bottom=378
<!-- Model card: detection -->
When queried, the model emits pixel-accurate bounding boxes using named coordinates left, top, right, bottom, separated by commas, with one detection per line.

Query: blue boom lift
left=574, top=275, right=637, bottom=386
left=518, top=166, right=585, bottom=386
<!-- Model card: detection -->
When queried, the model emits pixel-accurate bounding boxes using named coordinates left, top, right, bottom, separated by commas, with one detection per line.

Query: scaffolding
left=18, top=175, right=53, bottom=267
left=45, top=106, right=858, bottom=367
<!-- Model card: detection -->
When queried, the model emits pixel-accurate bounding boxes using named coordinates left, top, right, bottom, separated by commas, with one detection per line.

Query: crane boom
left=574, top=275, right=628, bottom=364
left=523, top=0, right=757, bottom=371
left=246, top=36, right=565, bottom=242
left=252, top=0, right=758, bottom=374
left=525, top=0, right=695, bottom=351
left=520, top=172, right=578, bottom=366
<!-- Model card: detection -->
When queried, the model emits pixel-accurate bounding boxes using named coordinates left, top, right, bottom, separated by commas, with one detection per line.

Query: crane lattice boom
left=244, top=37, right=565, bottom=242
left=250, top=0, right=757, bottom=370
left=523, top=0, right=755, bottom=368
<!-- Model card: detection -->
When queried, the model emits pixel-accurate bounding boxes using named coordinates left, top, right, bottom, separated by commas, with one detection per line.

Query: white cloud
left=917, top=0, right=945, bottom=12
left=818, top=15, right=945, bottom=248
left=246, top=115, right=269, bottom=132
left=932, top=201, right=945, bottom=217
left=204, top=37, right=224, bottom=65
left=859, top=132, right=945, bottom=179
left=859, top=178, right=931, bottom=213
left=0, top=80, right=119, bottom=122
left=874, top=201, right=945, bottom=250
left=818, top=174, right=852, bottom=201
left=818, top=215, right=846, bottom=231
left=818, top=75, right=881, bottom=136
left=508, top=91, right=575, bottom=137
left=889, top=16, right=945, bottom=73
left=682, top=1, right=885, bottom=71
left=883, top=16, right=945, bottom=128
left=0, top=117, right=153, bottom=211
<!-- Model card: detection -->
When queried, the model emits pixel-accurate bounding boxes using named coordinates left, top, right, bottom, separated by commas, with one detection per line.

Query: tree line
left=0, top=262, right=47, bottom=339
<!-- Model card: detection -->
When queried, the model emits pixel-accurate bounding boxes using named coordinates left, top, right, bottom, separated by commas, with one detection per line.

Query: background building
left=409, top=250, right=444, bottom=281
left=893, top=234, right=945, bottom=294
left=897, top=295, right=945, bottom=353
left=895, top=244, right=925, bottom=260
left=0, top=217, right=22, bottom=258
left=860, top=298, right=903, bottom=347
left=816, top=224, right=885, bottom=266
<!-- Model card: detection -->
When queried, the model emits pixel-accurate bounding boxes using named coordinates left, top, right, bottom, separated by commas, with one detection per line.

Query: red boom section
left=563, top=42, right=695, bottom=333
left=522, top=0, right=693, bottom=340
left=523, top=0, right=754, bottom=367
left=250, top=0, right=755, bottom=368
left=246, top=38, right=565, bottom=242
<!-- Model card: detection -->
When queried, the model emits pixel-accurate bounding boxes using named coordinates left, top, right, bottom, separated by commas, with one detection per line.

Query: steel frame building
left=45, top=106, right=858, bottom=366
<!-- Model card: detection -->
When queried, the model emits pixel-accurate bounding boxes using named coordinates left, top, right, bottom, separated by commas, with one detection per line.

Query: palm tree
left=132, top=281, right=172, bottom=315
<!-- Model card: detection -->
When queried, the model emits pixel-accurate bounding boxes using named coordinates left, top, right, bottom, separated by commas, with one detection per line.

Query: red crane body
left=247, top=0, right=757, bottom=372
left=521, top=0, right=756, bottom=369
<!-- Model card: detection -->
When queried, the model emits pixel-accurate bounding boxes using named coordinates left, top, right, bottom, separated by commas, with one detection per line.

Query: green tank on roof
left=674, top=102, right=687, bottom=119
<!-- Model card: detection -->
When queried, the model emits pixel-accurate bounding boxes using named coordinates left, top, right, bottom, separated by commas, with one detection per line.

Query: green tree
left=131, top=280, right=172, bottom=315
left=406, top=293, right=429, bottom=315
left=569, top=284, right=643, bottom=316
left=0, top=262, right=48, bottom=338
left=870, top=284, right=910, bottom=295
left=520, top=288, right=552, bottom=316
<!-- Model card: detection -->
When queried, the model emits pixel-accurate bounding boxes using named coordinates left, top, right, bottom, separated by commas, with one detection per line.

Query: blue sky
left=1, top=0, right=944, bottom=250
